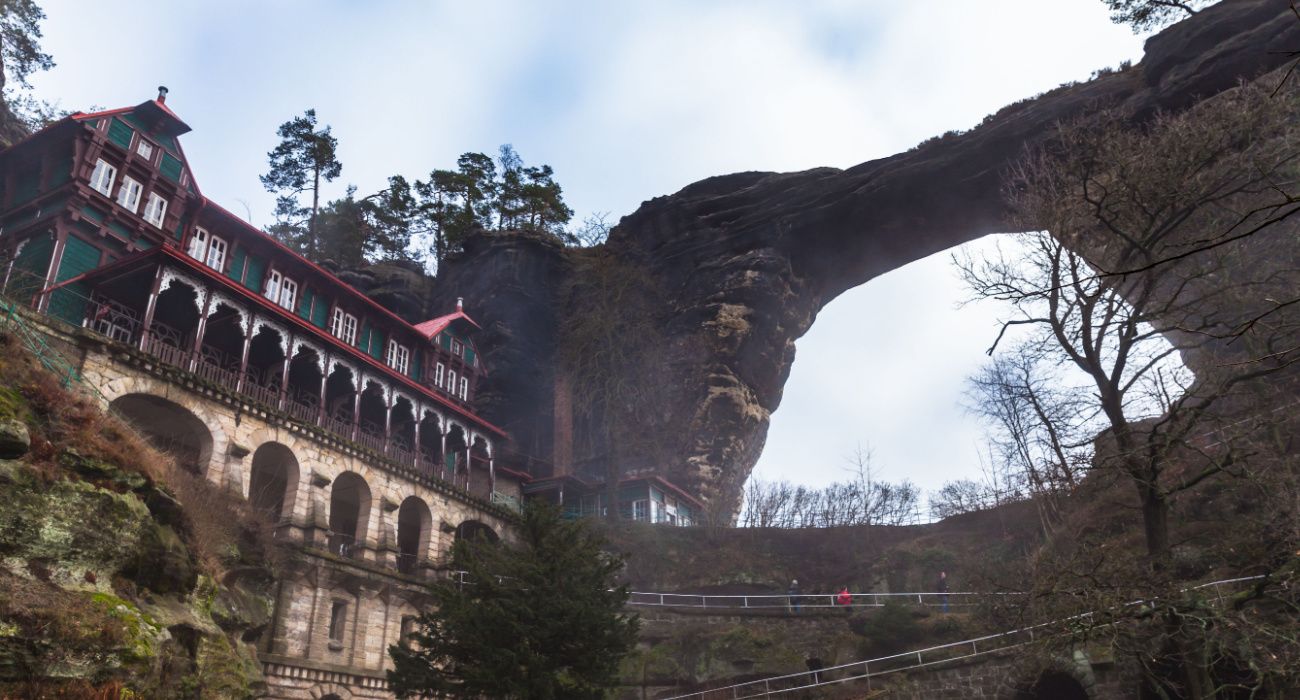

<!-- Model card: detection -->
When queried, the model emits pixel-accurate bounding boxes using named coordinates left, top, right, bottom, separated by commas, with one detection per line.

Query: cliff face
left=429, top=0, right=1299, bottom=518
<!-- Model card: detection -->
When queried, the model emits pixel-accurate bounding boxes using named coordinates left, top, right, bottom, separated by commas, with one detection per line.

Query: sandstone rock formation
left=430, top=0, right=1299, bottom=518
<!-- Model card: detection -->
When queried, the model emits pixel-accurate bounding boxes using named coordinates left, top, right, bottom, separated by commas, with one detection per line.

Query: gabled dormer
left=414, top=300, right=484, bottom=405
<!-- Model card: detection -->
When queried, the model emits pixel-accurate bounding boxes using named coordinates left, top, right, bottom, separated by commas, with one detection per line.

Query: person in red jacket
left=836, top=586, right=852, bottom=608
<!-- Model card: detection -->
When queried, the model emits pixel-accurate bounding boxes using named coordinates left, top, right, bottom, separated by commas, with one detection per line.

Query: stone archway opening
left=248, top=442, right=300, bottom=522
left=396, top=496, right=431, bottom=574
left=110, top=393, right=213, bottom=475
left=1015, top=670, right=1089, bottom=700
left=454, top=520, right=499, bottom=544
left=328, top=472, right=371, bottom=558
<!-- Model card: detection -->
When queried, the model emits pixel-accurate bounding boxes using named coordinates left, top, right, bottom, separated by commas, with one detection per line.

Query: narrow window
left=459, top=376, right=468, bottom=401
left=450, top=338, right=463, bottom=357
left=387, top=340, right=410, bottom=375
left=328, top=601, right=348, bottom=643
left=187, top=227, right=209, bottom=259
left=143, top=192, right=168, bottom=227
left=400, top=615, right=418, bottom=649
left=279, top=277, right=298, bottom=310
left=89, top=159, right=117, bottom=196
left=331, top=308, right=358, bottom=345
left=264, top=269, right=282, bottom=304
left=116, top=176, right=143, bottom=213
left=206, top=236, right=227, bottom=271
left=447, top=369, right=457, bottom=396
left=135, top=140, right=154, bottom=161
left=435, top=362, right=445, bottom=388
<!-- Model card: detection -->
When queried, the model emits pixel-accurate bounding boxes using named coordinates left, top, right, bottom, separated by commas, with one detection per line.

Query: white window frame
left=447, top=369, right=457, bottom=397
left=135, top=139, right=154, bottom=161
left=450, top=338, right=463, bottom=357
left=278, top=276, right=298, bottom=310
left=265, top=269, right=297, bottom=309
left=90, top=159, right=117, bottom=197
left=187, top=227, right=208, bottom=259
left=116, top=175, right=143, bottom=213
left=386, top=339, right=410, bottom=375
left=205, top=235, right=227, bottom=272
left=331, top=308, right=358, bottom=345
left=143, top=192, right=168, bottom=228
left=459, top=376, right=468, bottom=400
left=435, top=362, right=445, bottom=388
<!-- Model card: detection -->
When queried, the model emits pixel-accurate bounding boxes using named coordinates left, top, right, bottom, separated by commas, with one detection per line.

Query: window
left=116, top=176, right=143, bottom=213
left=331, top=308, right=358, bottom=345
left=400, top=615, right=418, bottom=649
left=632, top=500, right=649, bottom=522
left=450, top=338, right=463, bottom=357
left=89, top=159, right=116, bottom=197
left=143, top=192, right=168, bottom=227
left=386, top=339, right=410, bottom=375
left=264, top=270, right=297, bottom=310
left=135, top=140, right=154, bottom=161
left=435, top=362, right=445, bottom=388
left=205, top=235, right=227, bottom=272
left=187, top=227, right=208, bottom=259
left=328, top=601, right=348, bottom=645
left=447, top=369, right=457, bottom=396
left=459, top=376, right=468, bottom=401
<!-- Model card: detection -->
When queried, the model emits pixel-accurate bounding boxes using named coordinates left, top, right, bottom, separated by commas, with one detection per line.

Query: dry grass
left=0, top=332, right=275, bottom=578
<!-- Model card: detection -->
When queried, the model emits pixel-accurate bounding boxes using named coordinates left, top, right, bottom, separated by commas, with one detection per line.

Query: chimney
left=456, top=297, right=463, bottom=311
left=157, top=86, right=169, bottom=103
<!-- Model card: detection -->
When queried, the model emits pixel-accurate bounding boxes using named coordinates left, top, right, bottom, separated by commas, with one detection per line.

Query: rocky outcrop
left=432, top=0, right=1299, bottom=518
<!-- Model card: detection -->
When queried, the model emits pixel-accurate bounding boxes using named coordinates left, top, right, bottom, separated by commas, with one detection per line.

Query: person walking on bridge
left=787, top=579, right=801, bottom=614
left=936, top=571, right=949, bottom=613
left=836, top=586, right=852, bottom=610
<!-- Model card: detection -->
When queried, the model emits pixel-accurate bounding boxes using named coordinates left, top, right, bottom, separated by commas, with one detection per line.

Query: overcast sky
left=32, top=0, right=1151, bottom=497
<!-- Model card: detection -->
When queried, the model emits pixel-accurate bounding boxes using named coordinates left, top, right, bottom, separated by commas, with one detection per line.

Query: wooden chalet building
left=0, top=88, right=521, bottom=513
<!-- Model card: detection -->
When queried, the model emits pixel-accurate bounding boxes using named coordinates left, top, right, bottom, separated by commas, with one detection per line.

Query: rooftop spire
left=157, top=85, right=169, bottom=103
left=456, top=297, right=464, bottom=311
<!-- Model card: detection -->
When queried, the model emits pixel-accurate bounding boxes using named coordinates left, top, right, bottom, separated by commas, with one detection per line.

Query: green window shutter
left=226, top=247, right=247, bottom=283
left=297, top=286, right=314, bottom=319
left=440, top=333, right=451, bottom=350
left=48, top=236, right=101, bottom=325
left=369, top=329, right=385, bottom=360
left=107, top=118, right=134, bottom=149
left=244, top=256, right=265, bottom=294
left=12, top=176, right=38, bottom=206
left=80, top=205, right=106, bottom=223
left=311, top=296, right=330, bottom=328
left=133, top=238, right=156, bottom=251
left=464, top=347, right=476, bottom=366
left=160, top=153, right=183, bottom=182
left=10, top=235, right=54, bottom=301
left=107, top=222, right=131, bottom=241
left=411, top=348, right=422, bottom=381
left=358, top=322, right=372, bottom=354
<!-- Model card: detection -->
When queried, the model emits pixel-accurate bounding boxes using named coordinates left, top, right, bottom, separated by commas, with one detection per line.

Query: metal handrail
left=660, top=575, right=1268, bottom=699
left=626, top=590, right=1015, bottom=610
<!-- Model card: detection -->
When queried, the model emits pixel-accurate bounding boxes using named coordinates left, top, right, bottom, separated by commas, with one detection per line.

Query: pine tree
left=388, top=502, right=639, bottom=699
left=0, top=0, right=55, bottom=146
left=259, top=109, right=342, bottom=257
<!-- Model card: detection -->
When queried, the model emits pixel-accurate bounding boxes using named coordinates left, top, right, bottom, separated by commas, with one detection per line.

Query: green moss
left=90, top=591, right=162, bottom=661
left=190, top=633, right=259, bottom=699
left=0, top=385, right=30, bottom=422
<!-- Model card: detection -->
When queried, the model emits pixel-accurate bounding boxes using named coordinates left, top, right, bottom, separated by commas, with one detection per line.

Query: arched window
left=110, top=393, right=213, bottom=475
left=328, top=472, right=371, bottom=558
left=248, top=443, right=299, bottom=522
left=396, top=496, right=432, bottom=574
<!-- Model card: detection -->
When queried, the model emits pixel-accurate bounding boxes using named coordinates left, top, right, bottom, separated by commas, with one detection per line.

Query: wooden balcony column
left=136, top=266, right=166, bottom=353
left=486, top=439, right=495, bottom=497
left=317, top=352, right=330, bottom=427
left=383, top=387, right=394, bottom=446
left=235, top=312, right=254, bottom=394
left=188, top=287, right=215, bottom=373
left=277, top=332, right=293, bottom=412
left=351, top=376, right=362, bottom=442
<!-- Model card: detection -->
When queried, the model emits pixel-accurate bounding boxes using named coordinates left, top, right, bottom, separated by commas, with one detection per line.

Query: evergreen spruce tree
left=388, top=502, right=639, bottom=699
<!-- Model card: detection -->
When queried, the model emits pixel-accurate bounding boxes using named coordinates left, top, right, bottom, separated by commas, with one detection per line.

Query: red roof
left=413, top=309, right=481, bottom=339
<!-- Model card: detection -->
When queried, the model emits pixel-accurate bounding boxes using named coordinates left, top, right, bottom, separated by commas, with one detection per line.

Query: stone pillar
left=308, top=471, right=333, bottom=548
left=377, top=497, right=400, bottom=569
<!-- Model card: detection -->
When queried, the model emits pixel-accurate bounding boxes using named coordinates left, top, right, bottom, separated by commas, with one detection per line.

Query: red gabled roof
left=74, top=99, right=192, bottom=137
left=413, top=309, right=481, bottom=339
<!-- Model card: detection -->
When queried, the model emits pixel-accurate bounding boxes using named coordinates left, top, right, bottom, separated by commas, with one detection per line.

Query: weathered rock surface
left=0, top=419, right=28, bottom=459
left=428, top=0, right=1300, bottom=518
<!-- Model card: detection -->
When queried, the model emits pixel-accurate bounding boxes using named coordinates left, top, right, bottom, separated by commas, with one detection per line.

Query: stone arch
left=329, top=471, right=372, bottom=557
left=110, top=393, right=214, bottom=476
left=1002, top=654, right=1096, bottom=700
left=454, top=519, right=499, bottom=544
left=309, top=684, right=354, bottom=700
left=248, top=442, right=299, bottom=522
left=396, top=496, right=432, bottom=574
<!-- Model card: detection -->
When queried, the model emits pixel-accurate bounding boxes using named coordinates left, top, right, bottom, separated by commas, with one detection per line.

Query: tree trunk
left=1138, top=481, right=1171, bottom=564
left=310, top=167, right=321, bottom=256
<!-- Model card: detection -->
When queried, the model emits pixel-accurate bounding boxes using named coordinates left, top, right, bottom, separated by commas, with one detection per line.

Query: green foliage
left=1102, top=0, right=1207, bottom=33
left=0, top=0, right=56, bottom=147
left=388, top=502, right=639, bottom=699
left=259, top=108, right=342, bottom=256
left=849, top=601, right=925, bottom=659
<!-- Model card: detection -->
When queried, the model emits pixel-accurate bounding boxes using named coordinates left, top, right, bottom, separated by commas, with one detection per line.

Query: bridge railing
left=660, top=575, right=1268, bottom=699
left=625, top=590, right=1016, bottom=610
